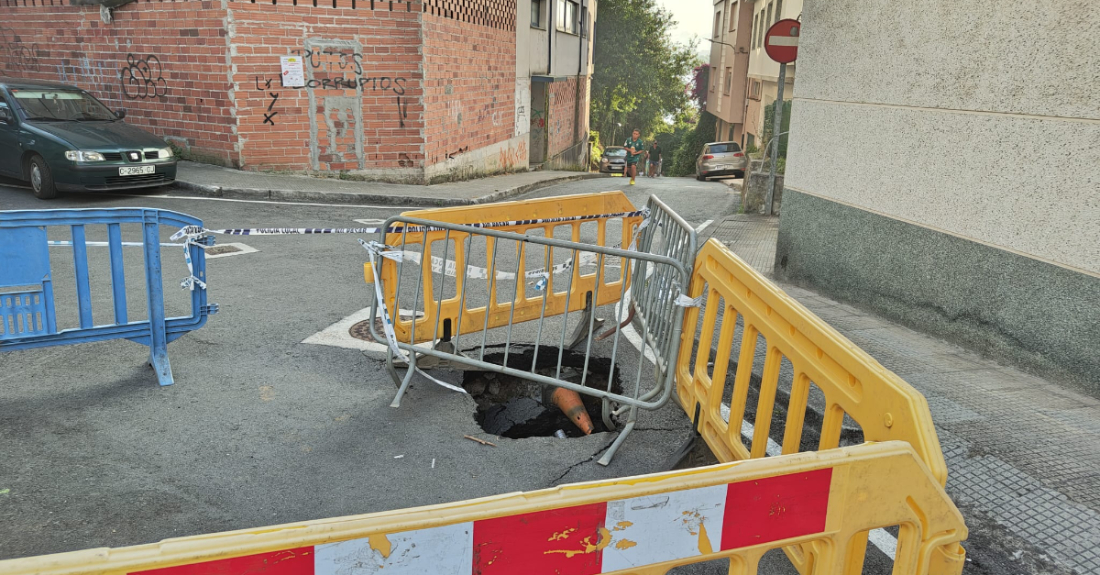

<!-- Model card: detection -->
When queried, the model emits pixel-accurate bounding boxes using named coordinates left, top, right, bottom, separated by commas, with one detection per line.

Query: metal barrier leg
left=142, top=219, right=174, bottom=387
left=566, top=293, right=604, bottom=350
left=391, top=354, right=417, bottom=408
left=597, top=416, right=635, bottom=466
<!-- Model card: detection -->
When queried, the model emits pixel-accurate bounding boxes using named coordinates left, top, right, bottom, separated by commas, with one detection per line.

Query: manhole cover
left=349, top=317, right=385, bottom=344
left=464, top=349, right=623, bottom=439
left=205, top=245, right=241, bottom=256
left=349, top=311, right=424, bottom=344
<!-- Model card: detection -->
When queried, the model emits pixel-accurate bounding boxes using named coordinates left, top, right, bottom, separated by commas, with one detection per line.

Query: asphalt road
left=0, top=174, right=893, bottom=574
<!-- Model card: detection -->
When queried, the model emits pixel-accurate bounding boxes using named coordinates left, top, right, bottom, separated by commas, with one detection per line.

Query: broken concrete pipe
left=545, top=387, right=594, bottom=435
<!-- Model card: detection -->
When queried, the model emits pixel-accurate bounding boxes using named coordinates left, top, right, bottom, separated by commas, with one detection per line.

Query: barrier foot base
left=391, top=358, right=417, bottom=408
left=665, top=402, right=703, bottom=470
left=149, top=353, right=173, bottom=387
left=597, top=420, right=635, bottom=466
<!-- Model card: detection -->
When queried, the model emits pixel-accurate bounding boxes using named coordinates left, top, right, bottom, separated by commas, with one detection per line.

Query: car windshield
left=707, top=143, right=740, bottom=154
left=604, top=148, right=627, bottom=157
left=11, top=89, right=117, bottom=121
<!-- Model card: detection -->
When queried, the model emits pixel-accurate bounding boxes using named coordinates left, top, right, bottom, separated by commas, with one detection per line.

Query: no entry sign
left=765, top=19, right=801, bottom=64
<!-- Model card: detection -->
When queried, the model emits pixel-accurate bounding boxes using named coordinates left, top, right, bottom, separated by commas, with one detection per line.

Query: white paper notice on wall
left=280, top=56, right=305, bottom=88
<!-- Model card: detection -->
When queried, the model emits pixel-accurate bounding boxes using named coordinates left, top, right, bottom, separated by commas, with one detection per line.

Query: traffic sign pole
left=763, top=18, right=800, bottom=216
left=766, top=62, right=785, bottom=216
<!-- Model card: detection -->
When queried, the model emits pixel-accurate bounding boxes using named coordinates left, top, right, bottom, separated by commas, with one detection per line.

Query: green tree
left=590, top=0, right=699, bottom=145
left=762, top=100, right=792, bottom=159
left=667, top=111, right=717, bottom=176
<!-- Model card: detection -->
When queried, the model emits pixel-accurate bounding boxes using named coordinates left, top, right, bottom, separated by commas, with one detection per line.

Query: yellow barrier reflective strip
left=675, top=239, right=949, bottom=485
left=378, top=192, right=643, bottom=344
left=0, top=443, right=966, bottom=575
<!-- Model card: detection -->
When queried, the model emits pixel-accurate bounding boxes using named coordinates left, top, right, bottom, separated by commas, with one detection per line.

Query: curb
left=172, top=173, right=605, bottom=207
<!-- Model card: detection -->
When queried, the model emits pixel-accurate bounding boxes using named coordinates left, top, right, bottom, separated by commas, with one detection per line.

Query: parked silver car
left=695, top=141, right=747, bottom=180
left=599, top=146, right=628, bottom=174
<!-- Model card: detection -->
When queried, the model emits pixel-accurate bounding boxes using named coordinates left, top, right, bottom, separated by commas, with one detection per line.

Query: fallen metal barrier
left=0, top=442, right=967, bottom=575
left=372, top=191, right=645, bottom=344
left=364, top=211, right=689, bottom=465
left=617, top=195, right=698, bottom=392
left=674, top=238, right=958, bottom=570
left=0, top=208, right=217, bottom=386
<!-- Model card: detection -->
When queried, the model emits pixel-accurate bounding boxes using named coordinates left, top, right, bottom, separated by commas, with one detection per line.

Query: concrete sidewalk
left=174, top=162, right=603, bottom=207
left=704, top=214, right=1099, bottom=575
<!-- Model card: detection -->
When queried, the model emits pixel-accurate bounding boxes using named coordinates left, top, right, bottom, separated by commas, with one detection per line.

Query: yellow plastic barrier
left=365, top=191, right=643, bottom=344
left=675, top=240, right=948, bottom=486
left=0, top=442, right=966, bottom=575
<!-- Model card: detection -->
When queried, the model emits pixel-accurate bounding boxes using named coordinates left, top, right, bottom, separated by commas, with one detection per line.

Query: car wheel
left=29, top=155, right=58, bottom=200
left=696, top=172, right=705, bottom=181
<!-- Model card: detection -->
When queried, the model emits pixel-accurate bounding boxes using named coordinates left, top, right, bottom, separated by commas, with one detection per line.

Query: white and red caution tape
left=133, top=468, right=831, bottom=575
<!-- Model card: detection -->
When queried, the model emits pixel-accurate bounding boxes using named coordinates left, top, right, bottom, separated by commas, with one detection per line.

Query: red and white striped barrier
left=136, top=469, right=830, bottom=575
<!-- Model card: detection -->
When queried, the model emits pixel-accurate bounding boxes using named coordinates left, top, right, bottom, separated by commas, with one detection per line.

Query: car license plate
left=119, top=165, right=155, bottom=176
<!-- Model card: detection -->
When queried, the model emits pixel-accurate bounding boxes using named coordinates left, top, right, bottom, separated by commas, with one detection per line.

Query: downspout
left=548, top=0, right=554, bottom=75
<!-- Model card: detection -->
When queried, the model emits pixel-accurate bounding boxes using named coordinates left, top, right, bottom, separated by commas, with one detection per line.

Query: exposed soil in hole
left=463, top=347, right=624, bottom=439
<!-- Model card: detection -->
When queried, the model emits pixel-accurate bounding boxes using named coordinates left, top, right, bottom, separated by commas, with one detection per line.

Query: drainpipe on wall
left=548, top=0, right=554, bottom=75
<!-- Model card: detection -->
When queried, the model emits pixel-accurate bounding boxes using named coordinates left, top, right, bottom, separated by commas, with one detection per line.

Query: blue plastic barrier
left=0, top=208, right=218, bottom=386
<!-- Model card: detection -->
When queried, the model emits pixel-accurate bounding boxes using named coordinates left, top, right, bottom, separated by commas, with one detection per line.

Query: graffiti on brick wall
left=395, top=96, right=409, bottom=128
left=530, top=107, right=547, bottom=162
left=514, top=81, right=530, bottom=137
left=120, top=54, right=168, bottom=99
left=58, top=56, right=117, bottom=102
left=290, top=48, right=407, bottom=94
left=0, top=26, right=41, bottom=73
left=264, top=92, right=279, bottom=126
left=498, top=139, right=527, bottom=170
left=444, top=146, right=469, bottom=160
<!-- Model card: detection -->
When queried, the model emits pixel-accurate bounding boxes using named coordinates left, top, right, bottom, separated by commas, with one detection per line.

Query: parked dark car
left=599, top=146, right=628, bottom=174
left=695, top=141, right=747, bottom=180
left=0, top=78, right=177, bottom=199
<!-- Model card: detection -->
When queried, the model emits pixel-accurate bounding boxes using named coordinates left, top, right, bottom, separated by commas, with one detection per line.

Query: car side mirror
left=0, top=108, right=13, bottom=124
left=115, top=108, right=127, bottom=120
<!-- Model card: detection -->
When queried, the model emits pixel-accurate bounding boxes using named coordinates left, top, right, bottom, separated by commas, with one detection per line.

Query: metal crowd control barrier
left=0, top=442, right=968, bottom=575
left=372, top=191, right=644, bottom=344
left=365, top=211, right=688, bottom=465
left=674, top=238, right=958, bottom=571
left=0, top=208, right=217, bottom=386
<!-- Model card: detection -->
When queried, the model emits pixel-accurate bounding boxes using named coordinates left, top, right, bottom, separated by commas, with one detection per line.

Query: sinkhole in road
left=463, top=349, right=623, bottom=439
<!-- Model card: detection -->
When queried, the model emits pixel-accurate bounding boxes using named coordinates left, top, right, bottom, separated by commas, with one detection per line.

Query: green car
left=0, top=78, right=177, bottom=199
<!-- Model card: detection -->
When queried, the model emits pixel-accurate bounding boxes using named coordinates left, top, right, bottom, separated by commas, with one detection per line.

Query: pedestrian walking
left=623, top=129, right=644, bottom=185
left=647, top=141, right=663, bottom=178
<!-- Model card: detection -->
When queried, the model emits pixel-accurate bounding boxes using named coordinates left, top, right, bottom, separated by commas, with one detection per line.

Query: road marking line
left=107, top=193, right=425, bottom=209
left=695, top=220, right=714, bottom=233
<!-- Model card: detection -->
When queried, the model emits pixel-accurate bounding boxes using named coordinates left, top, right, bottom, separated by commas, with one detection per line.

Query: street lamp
left=704, top=38, right=748, bottom=53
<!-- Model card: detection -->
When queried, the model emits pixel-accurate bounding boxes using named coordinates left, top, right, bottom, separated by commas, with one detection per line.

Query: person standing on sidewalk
left=647, top=141, right=663, bottom=178
left=623, top=129, right=644, bottom=185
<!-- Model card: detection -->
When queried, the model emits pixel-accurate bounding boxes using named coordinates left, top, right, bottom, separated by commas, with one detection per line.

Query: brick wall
left=226, top=0, right=423, bottom=172
left=422, top=4, right=515, bottom=177
left=547, top=75, right=577, bottom=159
left=0, top=0, right=237, bottom=165
left=0, top=0, right=534, bottom=181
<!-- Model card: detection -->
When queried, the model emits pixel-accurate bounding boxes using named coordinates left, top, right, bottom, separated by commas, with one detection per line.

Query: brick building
left=0, top=0, right=595, bottom=183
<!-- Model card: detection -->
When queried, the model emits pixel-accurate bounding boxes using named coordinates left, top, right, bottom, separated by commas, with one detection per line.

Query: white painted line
left=109, top=193, right=424, bottom=210
left=204, top=242, right=258, bottom=260
left=695, top=220, right=714, bottom=234
left=354, top=218, right=386, bottom=225
left=720, top=403, right=899, bottom=560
